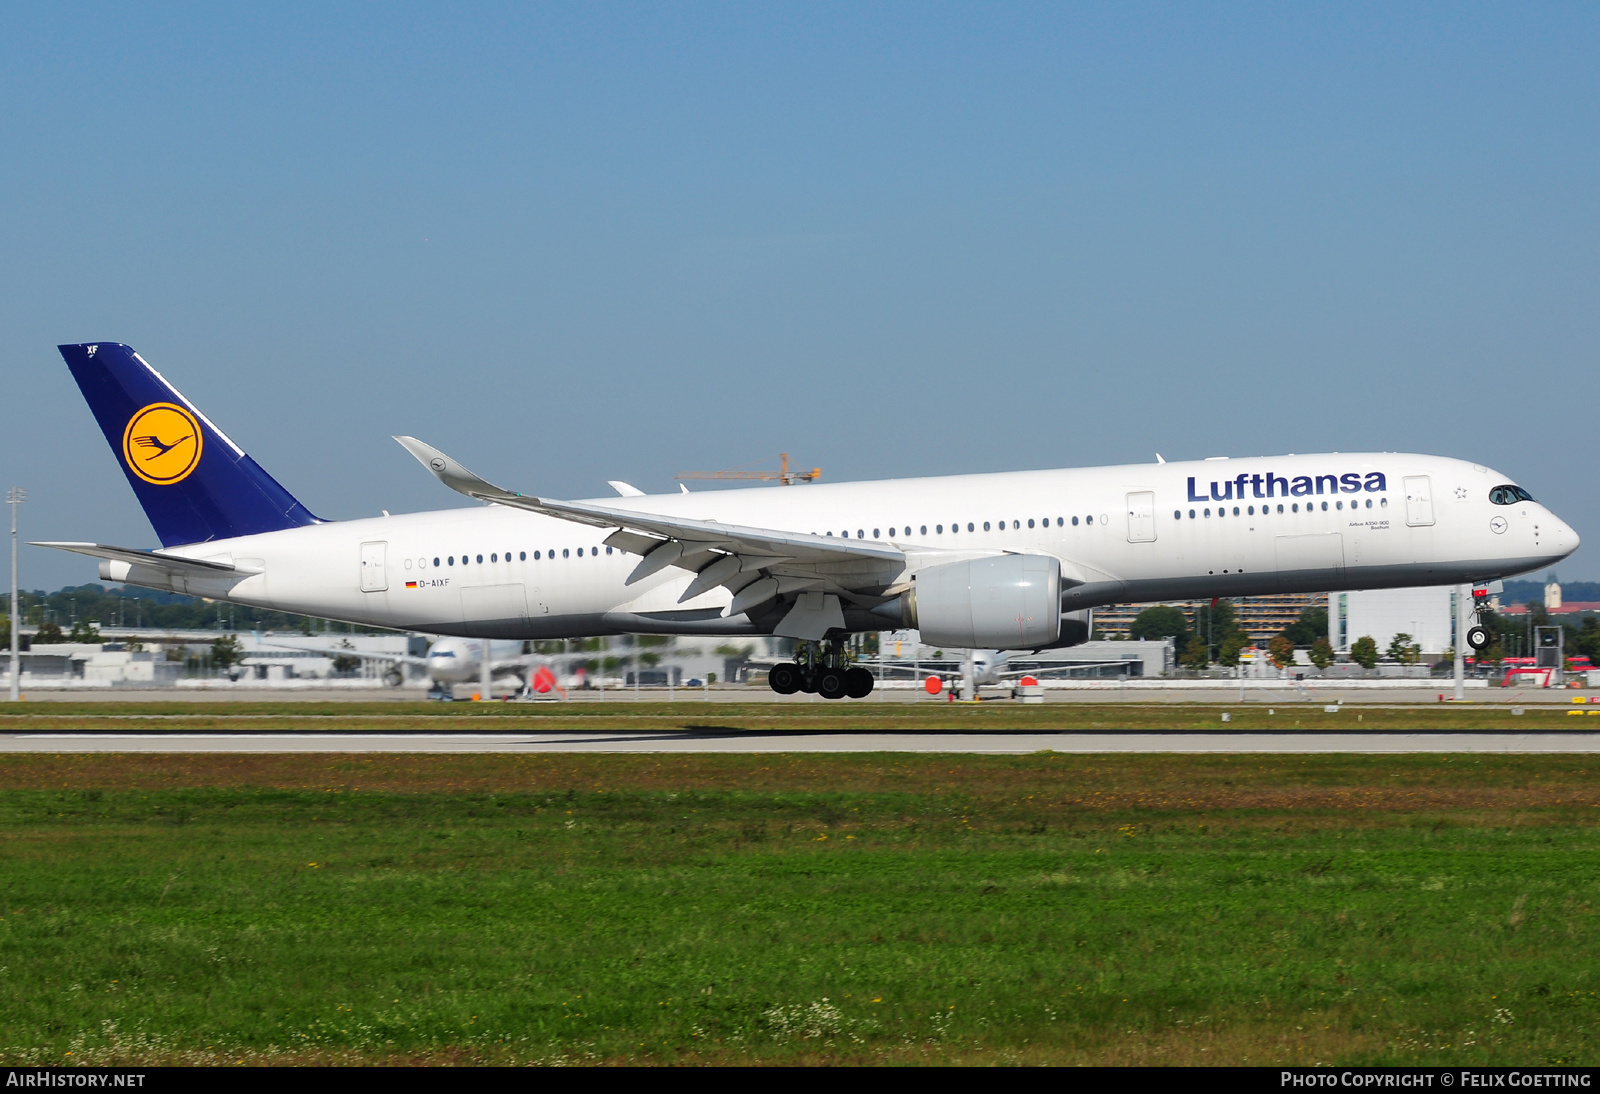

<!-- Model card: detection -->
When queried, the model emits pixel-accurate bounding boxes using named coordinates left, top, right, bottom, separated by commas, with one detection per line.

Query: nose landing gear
left=767, top=639, right=875, bottom=699
left=1466, top=584, right=1496, bottom=652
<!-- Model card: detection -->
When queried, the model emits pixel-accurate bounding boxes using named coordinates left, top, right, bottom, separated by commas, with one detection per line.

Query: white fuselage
left=108, top=453, right=1578, bottom=642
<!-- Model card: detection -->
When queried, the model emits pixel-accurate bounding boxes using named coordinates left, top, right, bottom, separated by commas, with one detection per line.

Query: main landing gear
left=768, top=639, right=874, bottom=700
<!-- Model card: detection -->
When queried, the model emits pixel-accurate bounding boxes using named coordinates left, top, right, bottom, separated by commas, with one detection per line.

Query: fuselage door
left=1126, top=491, right=1156, bottom=543
left=360, top=540, right=388, bottom=592
left=1403, top=476, right=1435, bottom=527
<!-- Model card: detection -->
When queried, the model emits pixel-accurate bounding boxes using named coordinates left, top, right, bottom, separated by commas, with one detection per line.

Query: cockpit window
left=1489, top=484, right=1535, bottom=505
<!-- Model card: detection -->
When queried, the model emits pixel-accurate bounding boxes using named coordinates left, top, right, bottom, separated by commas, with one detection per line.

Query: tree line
left=1128, top=597, right=1600, bottom=672
left=2, top=583, right=397, bottom=644
left=1128, top=601, right=1374, bottom=671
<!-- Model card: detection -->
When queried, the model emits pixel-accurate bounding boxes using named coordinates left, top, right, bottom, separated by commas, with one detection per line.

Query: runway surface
left=5, top=731, right=1600, bottom=753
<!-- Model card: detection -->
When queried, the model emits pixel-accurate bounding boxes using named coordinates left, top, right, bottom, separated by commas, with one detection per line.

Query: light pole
left=1453, top=584, right=1467, bottom=702
left=9, top=487, right=24, bottom=702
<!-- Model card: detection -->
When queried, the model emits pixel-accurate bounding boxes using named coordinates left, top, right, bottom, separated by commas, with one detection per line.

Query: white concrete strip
left=3, top=732, right=1600, bottom=753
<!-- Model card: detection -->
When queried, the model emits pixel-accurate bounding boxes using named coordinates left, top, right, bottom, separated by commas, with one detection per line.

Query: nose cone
left=1553, top=515, right=1581, bottom=559
left=1538, top=506, right=1581, bottom=565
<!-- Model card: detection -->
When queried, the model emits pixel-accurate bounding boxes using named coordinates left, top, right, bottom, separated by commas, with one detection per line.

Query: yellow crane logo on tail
left=121, top=402, right=203, bottom=485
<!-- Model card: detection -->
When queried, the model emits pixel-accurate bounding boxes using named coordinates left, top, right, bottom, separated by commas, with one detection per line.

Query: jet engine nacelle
left=1051, top=609, right=1092, bottom=649
left=902, top=554, right=1063, bottom=649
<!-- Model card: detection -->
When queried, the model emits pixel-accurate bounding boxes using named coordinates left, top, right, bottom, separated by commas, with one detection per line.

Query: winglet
left=392, top=436, right=533, bottom=507
left=392, top=437, right=619, bottom=531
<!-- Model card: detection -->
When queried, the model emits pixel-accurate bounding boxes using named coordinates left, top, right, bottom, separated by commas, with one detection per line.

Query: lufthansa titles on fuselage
left=1187, top=471, right=1388, bottom=504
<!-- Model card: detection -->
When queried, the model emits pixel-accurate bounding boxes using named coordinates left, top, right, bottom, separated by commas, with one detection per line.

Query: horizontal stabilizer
left=31, top=541, right=247, bottom=575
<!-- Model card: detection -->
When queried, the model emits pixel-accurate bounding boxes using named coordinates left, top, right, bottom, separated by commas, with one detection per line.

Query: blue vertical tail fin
left=59, top=343, right=321, bottom=547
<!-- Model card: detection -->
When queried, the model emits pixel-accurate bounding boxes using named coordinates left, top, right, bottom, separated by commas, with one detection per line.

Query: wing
left=260, top=641, right=430, bottom=666
left=394, top=436, right=911, bottom=637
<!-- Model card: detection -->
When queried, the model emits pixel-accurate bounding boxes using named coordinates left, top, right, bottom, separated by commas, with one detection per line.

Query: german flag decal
left=405, top=581, right=418, bottom=589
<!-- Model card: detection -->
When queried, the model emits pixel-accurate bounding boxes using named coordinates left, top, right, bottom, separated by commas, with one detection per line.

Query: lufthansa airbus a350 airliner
left=39, top=343, right=1578, bottom=699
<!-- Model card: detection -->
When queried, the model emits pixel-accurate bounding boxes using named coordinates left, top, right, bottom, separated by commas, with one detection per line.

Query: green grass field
left=0, top=697, right=1595, bottom=733
left=2, top=748, right=1598, bottom=1065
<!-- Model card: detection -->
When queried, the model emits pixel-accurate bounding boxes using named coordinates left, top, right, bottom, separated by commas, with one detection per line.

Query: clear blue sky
left=3, top=3, right=1597, bottom=589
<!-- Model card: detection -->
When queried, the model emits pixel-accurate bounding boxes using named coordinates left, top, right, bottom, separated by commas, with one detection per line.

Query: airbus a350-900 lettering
left=38, top=344, right=1577, bottom=699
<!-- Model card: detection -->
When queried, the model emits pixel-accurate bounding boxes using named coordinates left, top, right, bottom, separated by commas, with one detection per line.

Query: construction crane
left=675, top=453, right=821, bottom=487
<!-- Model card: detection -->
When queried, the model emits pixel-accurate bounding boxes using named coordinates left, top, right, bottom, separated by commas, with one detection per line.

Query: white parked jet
left=271, top=635, right=559, bottom=695
left=40, top=343, right=1578, bottom=699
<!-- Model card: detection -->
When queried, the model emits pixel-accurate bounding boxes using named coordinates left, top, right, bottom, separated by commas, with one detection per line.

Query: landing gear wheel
left=816, top=669, right=847, bottom=700
left=768, top=663, right=801, bottom=695
left=1467, top=625, right=1491, bottom=652
left=844, top=666, right=874, bottom=698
